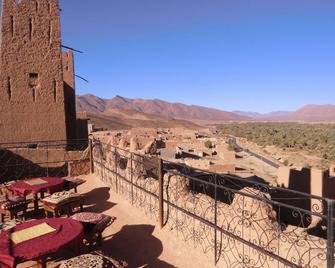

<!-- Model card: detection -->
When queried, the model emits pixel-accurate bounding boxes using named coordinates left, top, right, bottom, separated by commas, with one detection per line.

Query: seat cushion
left=71, top=212, right=107, bottom=225
left=42, top=191, right=82, bottom=205
left=71, top=213, right=114, bottom=237
left=60, top=253, right=127, bottom=268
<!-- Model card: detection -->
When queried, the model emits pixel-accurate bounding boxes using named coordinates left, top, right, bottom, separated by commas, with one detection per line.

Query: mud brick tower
left=0, top=0, right=77, bottom=143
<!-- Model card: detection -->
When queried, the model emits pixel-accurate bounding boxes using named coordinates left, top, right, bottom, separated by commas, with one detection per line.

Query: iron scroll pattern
left=162, top=162, right=330, bottom=268
left=92, top=141, right=334, bottom=268
left=92, top=141, right=160, bottom=219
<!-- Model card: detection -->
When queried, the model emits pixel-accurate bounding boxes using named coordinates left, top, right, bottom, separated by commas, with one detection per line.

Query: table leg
left=34, top=193, right=39, bottom=213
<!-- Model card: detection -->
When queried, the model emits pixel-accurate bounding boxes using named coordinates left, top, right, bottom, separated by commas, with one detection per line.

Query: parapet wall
left=92, top=142, right=331, bottom=268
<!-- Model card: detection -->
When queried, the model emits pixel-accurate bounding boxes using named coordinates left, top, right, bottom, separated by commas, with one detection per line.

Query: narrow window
left=35, top=1, right=38, bottom=11
left=29, top=18, right=33, bottom=40
left=29, top=73, right=39, bottom=102
left=53, top=80, right=57, bottom=102
left=49, top=21, right=52, bottom=44
left=10, top=16, right=14, bottom=36
left=32, top=88, right=36, bottom=102
left=7, top=77, right=12, bottom=101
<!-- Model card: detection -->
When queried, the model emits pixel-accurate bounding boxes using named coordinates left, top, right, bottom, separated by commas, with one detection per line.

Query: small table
left=0, top=218, right=84, bottom=268
left=71, top=212, right=114, bottom=246
left=42, top=194, right=85, bottom=218
left=9, top=177, right=65, bottom=213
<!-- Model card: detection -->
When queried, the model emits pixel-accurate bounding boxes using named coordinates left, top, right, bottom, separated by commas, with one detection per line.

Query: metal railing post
left=46, top=142, right=49, bottom=177
left=89, top=139, right=94, bottom=174
left=327, top=199, right=334, bottom=268
left=214, top=175, right=218, bottom=266
left=130, top=153, right=134, bottom=205
left=115, top=147, right=118, bottom=193
left=158, top=158, right=164, bottom=229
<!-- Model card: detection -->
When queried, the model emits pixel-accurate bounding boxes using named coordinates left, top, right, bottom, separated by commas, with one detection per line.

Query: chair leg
left=97, top=233, right=103, bottom=246
left=22, top=208, right=26, bottom=221
left=37, top=256, right=47, bottom=268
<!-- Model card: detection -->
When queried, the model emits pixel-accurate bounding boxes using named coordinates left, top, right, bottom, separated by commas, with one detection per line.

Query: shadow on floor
left=102, top=224, right=176, bottom=268
left=83, top=187, right=116, bottom=213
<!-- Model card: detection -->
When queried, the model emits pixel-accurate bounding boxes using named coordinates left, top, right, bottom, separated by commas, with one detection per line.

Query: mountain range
left=76, top=94, right=335, bottom=124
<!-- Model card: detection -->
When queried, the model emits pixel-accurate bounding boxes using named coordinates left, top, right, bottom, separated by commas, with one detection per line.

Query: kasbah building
left=0, top=0, right=87, bottom=144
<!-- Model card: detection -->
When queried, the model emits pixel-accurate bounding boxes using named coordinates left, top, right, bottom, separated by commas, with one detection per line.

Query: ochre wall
left=63, top=51, right=77, bottom=140
left=0, top=0, right=76, bottom=143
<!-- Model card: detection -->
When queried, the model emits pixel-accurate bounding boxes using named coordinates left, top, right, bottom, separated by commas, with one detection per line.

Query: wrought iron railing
left=92, top=139, right=335, bottom=268
left=0, top=138, right=333, bottom=267
left=0, top=139, right=89, bottom=182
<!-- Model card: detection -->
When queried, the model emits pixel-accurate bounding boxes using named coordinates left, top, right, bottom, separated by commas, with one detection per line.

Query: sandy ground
left=238, top=137, right=325, bottom=168
left=17, top=175, right=215, bottom=268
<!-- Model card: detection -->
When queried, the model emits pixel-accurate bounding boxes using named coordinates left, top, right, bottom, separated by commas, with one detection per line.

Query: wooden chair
left=0, top=184, right=29, bottom=223
left=41, top=191, right=84, bottom=218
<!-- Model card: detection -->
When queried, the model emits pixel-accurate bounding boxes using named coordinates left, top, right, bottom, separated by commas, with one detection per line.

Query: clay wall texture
left=62, top=51, right=77, bottom=140
left=0, top=0, right=78, bottom=143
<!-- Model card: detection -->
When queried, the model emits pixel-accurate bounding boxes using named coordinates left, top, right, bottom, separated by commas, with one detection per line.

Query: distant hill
left=76, top=94, right=107, bottom=113
left=277, top=105, right=335, bottom=122
left=76, top=94, right=250, bottom=122
left=233, top=111, right=291, bottom=119
left=76, top=94, right=335, bottom=124
left=87, top=108, right=200, bottom=130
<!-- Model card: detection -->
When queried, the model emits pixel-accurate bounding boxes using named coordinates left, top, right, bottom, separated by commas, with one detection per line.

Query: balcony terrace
left=1, top=139, right=334, bottom=268
left=16, top=174, right=212, bottom=268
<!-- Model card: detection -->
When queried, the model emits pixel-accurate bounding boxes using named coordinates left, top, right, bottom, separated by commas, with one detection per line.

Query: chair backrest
left=0, top=184, right=7, bottom=198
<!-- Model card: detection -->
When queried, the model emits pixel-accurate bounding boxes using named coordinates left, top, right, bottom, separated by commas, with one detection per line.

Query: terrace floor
left=18, top=174, right=214, bottom=268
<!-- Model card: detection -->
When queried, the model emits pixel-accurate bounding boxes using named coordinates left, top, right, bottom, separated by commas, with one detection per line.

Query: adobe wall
left=276, top=167, right=335, bottom=225
left=330, top=165, right=335, bottom=177
left=0, top=0, right=71, bottom=143
left=208, top=164, right=235, bottom=173
left=63, top=51, right=77, bottom=140
left=217, top=145, right=236, bottom=161
left=76, top=112, right=89, bottom=141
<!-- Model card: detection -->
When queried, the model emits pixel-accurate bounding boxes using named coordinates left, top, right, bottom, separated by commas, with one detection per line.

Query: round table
left=10, top=177, right=65, bottom=212
left=0, top=218, right=84, bottom=268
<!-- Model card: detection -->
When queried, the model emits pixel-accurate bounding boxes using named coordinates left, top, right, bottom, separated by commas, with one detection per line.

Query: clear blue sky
left=2, top=1, right=335, bottom=113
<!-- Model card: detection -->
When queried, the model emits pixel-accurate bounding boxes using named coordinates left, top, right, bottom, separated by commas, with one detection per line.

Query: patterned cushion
left=71, top=212, right=105, bottom=224
left=60, top=253, right=127, bottom=268
left=42, top=191, right=81, bottom=205
left=72, top=213, right=114, bottom=238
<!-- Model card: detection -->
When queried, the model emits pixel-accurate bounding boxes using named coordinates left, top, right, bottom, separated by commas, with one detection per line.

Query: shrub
left=204, top=140, right=213, bottom=149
